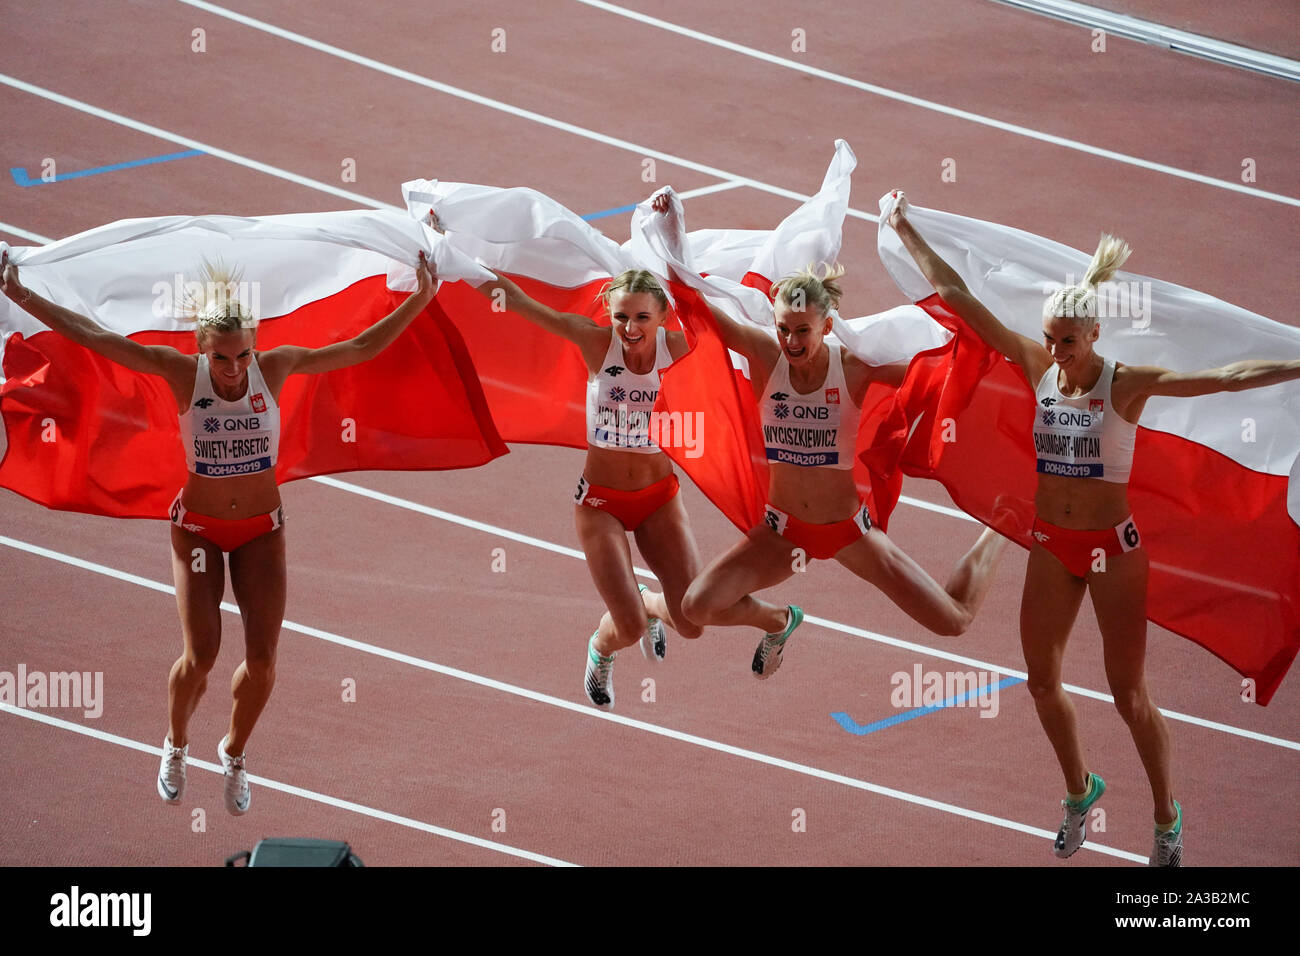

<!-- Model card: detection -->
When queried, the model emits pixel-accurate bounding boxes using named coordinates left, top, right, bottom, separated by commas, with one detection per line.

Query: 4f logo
left=770, top=392, right=789, bottom=401
left=193, top=397, right=215, bottom=409
left=251, top=392, right=267, bottom=413
left=1040, top=396, right=1056, bottom=408
left=1033, top=530, right=1050, bottom=542
left=585, top=497, right=607, bottom=507
left=604, top=365, right=625, bottom=377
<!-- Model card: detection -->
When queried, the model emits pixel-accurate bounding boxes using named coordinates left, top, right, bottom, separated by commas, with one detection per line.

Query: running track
left=1, top=0, right=1297, bottom=867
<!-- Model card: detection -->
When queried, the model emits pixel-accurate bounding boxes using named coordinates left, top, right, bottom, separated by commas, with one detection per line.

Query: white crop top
left=179, top=353, right=281, bottom=478
left=586, top=327, right=674, bottom=454
left=758, top=347, right=861, bottom=470
left=1032, top=357, right=1136, bottom=483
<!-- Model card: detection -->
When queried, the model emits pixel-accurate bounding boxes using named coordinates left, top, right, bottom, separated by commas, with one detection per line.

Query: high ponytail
left=1043, top=234, right=1132, bottom=327
left=181, top=258, right=258, bottom=338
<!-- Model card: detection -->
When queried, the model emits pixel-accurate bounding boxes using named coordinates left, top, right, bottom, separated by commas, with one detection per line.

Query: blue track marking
left=831, top=675, right=1025, bottom=736
left=10, top=149, right=205, bottom=187
left=581, top=202, right=638, bottom=222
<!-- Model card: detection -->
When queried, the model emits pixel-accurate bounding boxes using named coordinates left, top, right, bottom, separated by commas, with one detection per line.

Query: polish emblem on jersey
left=251, top=393, right=267, bottom=413
left=203, top=417, right=221, bottom=433
left=773, top=403, right=790, bottom=420
left=1090, top=399, right=1104, bottom=413
left=608, top=386, right=627, bottom=403
left=1040, top=396, right=1057, bottom=408
left=604, top=365, right=625, bottom=377
left=193, top=397, right=215, bottom=409
left=825, top=388, right=840, bottom=404
left=1041, top=410, right=1056, bottom=426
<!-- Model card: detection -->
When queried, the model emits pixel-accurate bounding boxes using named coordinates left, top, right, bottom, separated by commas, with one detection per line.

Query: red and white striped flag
left=0, top=212, right=507, bottom=518
left=876, top=193, right=1300, bottom=704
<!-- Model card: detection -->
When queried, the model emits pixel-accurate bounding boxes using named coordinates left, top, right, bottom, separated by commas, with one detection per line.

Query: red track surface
left=1, top=1, right=1297, bottom=868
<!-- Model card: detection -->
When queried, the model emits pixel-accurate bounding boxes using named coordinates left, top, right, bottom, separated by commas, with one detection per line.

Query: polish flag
left=0, top=212, right=507, bottom=519
left=876, top=193, right=1300, bottom=704
left=628, top=141, right=950, bottom=531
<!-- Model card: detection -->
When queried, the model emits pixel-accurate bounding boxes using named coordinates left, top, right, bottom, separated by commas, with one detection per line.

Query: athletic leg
left=632, top=492, right=704, bottom=639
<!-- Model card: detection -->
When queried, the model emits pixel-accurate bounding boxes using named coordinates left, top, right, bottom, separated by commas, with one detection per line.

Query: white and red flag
left=876, top=192, right=1300, bottom=704
left=0, top=212, right=508, bottom=518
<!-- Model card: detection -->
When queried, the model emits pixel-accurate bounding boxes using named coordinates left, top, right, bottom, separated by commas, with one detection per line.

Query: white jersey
left=179, top=353, right=281, bottom=478
left=758, top=347, right=861, bottom=470
left=586, top=327, right=674, bottom=454
left=1032, top=357, right=1136, bottom=483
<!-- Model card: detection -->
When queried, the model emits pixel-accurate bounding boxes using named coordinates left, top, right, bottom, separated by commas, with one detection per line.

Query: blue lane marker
left=831, top=675, right=1025, bottom=736
left=10, top=149, right=206, bottom=187
left=581, top=202, right=638, bottom=223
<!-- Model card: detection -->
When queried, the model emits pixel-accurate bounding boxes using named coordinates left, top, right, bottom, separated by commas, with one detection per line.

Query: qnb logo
left=789, top=405, right=828, bottom=420
left=222, top=417, right=261, bottom=432
left=202, top=417, right=221, bottom=434
left=607, top=387, right=627, bottom=403
left=1054, top=410, right=1093, bottom=428
left=192, top=397, right=215, bottom=409
left=1041, top=410, right=1056, bottom=427
left=627, top=388, right=658, bottom=403
left=604, top=365, right=625, bottom=377
left=772, top=403, right=791, bottom=420
left=49, top=886, right=151, bottom=936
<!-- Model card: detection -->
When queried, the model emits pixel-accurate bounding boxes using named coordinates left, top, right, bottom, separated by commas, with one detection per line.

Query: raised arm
left=649, top=192, right=780, bottom=368
left=1, top=251, right=192, bottom=384
left=886, top=192, right=1051, bottom=381
left=262, top=251, right=443, bottom=378
left=1116, top=358, right=1300, bottom=420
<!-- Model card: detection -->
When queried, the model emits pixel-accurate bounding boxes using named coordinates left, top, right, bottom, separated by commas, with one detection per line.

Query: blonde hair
left=599, top=269, right=669, bottom=312
left=771, top=262, right=845, bottom=317
left=1043, top=234, right=1132, bottom=327
left=182, top=258, right=257, bottom=338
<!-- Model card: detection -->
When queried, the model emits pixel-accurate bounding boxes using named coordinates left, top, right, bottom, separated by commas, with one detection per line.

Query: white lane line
left=573, top=0, right=1300, bottom=208
left=676, top=181, right=750, bottom=201
left=175, top=0, right=877, bottom=220
left=308, top=477, right=1300, bottom=753
left=985, top=0, right=1300, bottom=82
left=0, top=73, right=402, bottom=211
left=0, top=221, right=55, bottom=245
left=0, top=532, right=1146, bottom=863
left=0, top=703, right=575, bottom=867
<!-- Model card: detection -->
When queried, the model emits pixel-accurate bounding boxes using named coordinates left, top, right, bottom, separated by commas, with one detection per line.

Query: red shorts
left=169, top=492, right=284, bottom=553
left=760, top=501, right=873, bottom=561
left=573, top=474, right=680, bottom=532
left=1030, top=514, right=1141, bottom=578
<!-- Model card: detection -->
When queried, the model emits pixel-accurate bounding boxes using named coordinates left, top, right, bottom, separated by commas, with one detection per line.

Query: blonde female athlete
left=651, top=192, right=1006, bottom=679
left=888, top=191, right=1300, bottom=866
left=467, top=265, right=702, bottom=711
left=2, top=250, right=437, bottom=815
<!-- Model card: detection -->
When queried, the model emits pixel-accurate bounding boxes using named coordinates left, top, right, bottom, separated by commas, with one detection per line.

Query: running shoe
left=1149, top=801, right=1183, bottom=867
left=157, top=737, right=187, bottom=804
left=1053, top=772, right=1106, bottom=858
left=217, top=735, right=251, bottom=816
left=585, top=634, right=616, bottom=710
left=638, top=583, right=667, bottom=663
left=752, top=605, right=804, bottom=680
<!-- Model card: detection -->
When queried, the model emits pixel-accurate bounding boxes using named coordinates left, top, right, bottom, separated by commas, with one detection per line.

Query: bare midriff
left=581, top=445, right=674, bottom=491
left=1035, top=473, right=1132, bottom=529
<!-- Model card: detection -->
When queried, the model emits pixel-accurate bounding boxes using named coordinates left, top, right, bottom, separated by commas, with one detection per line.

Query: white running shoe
left=157, top=737, right=187, bottom=804
left=1150, top=801, right=1183, bottom=867
left=584, top=634, right=616, bottom=710
left=638, top=584, right=667, bottom=663
left=217, top=735, right=251, bottom=816
left=1053, top=772, right=1106, bottom=859
left=752, top=605, right=803, bottom=680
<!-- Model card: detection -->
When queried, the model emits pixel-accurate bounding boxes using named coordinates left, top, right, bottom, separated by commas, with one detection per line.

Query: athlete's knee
left=184, top=641, right=220, bottom=674
left=935, top=607, right=972, bottom=638
left=680, top=581, right=715, bottom=626
left=1024, top=674, right=1062, bottom=704
left=674, top=618, right=704, bottom=640
left=1109, top=685, right=1150, bottom=725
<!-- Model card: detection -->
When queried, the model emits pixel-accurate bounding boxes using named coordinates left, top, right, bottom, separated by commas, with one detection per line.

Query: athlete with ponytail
left=887, top=190, right=1300, bottom=866
left=644, top=193, right=1006, bottom=681
left=1, top=250, right=437, bottom=815
left=462, top=255, right=702, bottom=712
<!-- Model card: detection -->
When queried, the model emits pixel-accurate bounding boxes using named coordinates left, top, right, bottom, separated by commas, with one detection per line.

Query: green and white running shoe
left=752, top=605, right=803, bottom=680
left=584, top=634, right=616, bottom=710
left=1053, top=772, right=1106, bottom=858
left=638, top=583, right=666, bottom=663
left=1150, top=801, right=1183, bottom=868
